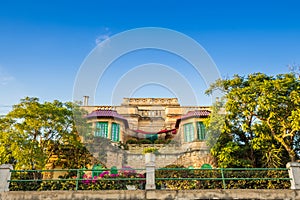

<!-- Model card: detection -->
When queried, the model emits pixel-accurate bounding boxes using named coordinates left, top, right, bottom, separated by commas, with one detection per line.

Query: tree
left=0, top=97, right=92, bottom=169
left=206, top=73, right=300, bottom=167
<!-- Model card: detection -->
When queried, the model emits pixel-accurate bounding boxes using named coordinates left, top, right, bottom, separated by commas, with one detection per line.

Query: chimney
left=83, top=96, right=89, bottom=106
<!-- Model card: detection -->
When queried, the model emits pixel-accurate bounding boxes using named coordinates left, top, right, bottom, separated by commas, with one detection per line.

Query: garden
left=9, top=165, right=291, bottom=191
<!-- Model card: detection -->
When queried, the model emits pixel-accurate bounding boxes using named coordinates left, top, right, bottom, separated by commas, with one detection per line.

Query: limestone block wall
left=2, top=189, right=300, bottom=200
left=102, top=143, right=214, bottom=169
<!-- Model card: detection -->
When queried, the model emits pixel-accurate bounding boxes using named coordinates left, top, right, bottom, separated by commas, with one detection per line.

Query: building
left=81, top=98, right=216, bottom=169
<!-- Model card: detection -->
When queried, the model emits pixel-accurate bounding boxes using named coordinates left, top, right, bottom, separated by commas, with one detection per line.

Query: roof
left=175, top=110, right=211, bottom=128
left=86, top=110, right=129, bottom=128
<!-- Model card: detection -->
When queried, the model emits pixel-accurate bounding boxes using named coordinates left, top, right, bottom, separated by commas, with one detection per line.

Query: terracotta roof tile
left=180, top=110, right=211, bottom=120
left=86, top=110, right=129, bottom=128
left=175, top=110, right=211, bottom=128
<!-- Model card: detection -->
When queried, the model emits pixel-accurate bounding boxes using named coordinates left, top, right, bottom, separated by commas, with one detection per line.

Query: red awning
left=130, top=128, right=177, bottom=134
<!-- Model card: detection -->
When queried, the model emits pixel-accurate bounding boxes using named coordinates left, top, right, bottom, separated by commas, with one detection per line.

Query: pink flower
left=92, top=176, right=98, bottom=183
left=138, top=174, right=145, bottom=178
left=82, top=175, right=93, bottom=185
left=99, top=171, right=109, bottom=178
left=110, top=174, right=119, bottom=178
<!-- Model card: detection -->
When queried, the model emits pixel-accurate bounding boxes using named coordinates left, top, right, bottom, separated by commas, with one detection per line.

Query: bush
left=9, top=171, right=42, bottom=191
left=9, top=167, right=146, bottom=191
left=155, top=166, right=291, bottom=190
left=154, top=139, right=166, bottom=144
left=142, top=147, right=158, bottom=154
left=125, top=139, right=138, bottom=144
left=9, top=166, right=290, bottom=190
left=138, top=139, right=152, bottom=144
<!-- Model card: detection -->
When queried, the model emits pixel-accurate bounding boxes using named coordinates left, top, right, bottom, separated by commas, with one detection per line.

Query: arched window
left=183, top=123, right=194, bottom=142
left=197, top=122, right=206, bottom=140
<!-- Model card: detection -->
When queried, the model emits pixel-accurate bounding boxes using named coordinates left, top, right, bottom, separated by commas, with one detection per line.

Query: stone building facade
left=81, top=98, right=216, bottom=169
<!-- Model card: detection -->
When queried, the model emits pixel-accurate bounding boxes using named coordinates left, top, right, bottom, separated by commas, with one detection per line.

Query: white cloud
left=95, top=27, right=111, bottom=46
left=0, top=66, right=15, bottom=85
left=0, top=76, right=14, bottom=85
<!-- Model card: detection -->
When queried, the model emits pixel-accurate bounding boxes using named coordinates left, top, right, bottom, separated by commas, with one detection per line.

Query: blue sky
left=1, top=0, right=300, bottom=114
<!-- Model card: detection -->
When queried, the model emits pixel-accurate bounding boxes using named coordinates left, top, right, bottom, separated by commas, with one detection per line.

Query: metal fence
left=8, top=167, right=291, bottom=191
left=9, top=168, right=146, bottom=191
left=155, top=168, right=291, bottom=189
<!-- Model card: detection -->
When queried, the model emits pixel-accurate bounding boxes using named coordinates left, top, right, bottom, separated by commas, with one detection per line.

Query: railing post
left=145, top=153, right=156, bottom=190
left=220, top=168, right=226, bottom=189
left=0, top=164, right=13, bottom=192
left=75, top=169, right=79, bottom=191
left=286, top=162, right=300, bottom=189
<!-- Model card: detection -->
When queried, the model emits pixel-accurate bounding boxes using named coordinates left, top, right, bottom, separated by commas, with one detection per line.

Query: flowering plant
left=80, top=166, right=145, bottom=190
left=142, top=147, right=158, bottom=154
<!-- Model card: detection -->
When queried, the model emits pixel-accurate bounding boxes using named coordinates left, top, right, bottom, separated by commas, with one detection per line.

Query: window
left=111, top=123, right=120, bottom=142
left=197, top=122, right=206, bottom=140
left=183, top=123, right=194, bottom=142
left=95, top=122, right=108, bottom=138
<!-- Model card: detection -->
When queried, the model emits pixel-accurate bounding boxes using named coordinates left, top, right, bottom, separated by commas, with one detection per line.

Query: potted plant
left=143, top=147, right=158, bottom=163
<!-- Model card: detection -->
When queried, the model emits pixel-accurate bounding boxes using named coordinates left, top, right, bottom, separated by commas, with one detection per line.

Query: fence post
left=220, top=168, right=226, bottom=189
left=286, top=162, right=300, bottom=189
left=145, top=153, right=156, bottom=190
left=75, top=169, right=79, bottom=191
left=0, top=164, right=13, bottom=192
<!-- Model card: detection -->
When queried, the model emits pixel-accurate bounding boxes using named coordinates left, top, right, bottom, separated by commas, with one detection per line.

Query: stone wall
left=99, top=142, right=214, bottom=169
left=1, top=189, right=300, bottom=200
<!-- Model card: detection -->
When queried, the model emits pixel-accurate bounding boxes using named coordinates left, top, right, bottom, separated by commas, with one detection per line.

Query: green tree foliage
left=0, top=97, right=92, bottom=169
left=206, top=73, right=300, bottom=167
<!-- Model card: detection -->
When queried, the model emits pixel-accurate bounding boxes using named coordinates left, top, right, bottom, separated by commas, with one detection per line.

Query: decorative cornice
left=122, top=98, right=180, bottom=106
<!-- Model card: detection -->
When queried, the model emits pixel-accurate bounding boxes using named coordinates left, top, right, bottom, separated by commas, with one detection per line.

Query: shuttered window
left=111, top=123, right=120, bottom=142
left=95, top=122, right=108, bottom=138
left=197, top=122, right=206, bottom=140
left=183, top=123, right=194, bottom=142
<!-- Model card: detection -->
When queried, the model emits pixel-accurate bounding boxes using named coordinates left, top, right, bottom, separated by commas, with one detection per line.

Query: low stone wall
left=127, top=144, right=182, bottom=154
left=1, top=189, right=299, bottom=200
left=104, top=142, right=212, bottom=169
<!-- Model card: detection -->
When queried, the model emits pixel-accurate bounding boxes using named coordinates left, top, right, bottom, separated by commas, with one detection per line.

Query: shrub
left=138, top=139, right=153, bottom=144
left=155, top=166, right=290, bottom=190
left=154, top=139, right=166, bottom=144
left=9, top=167, right=146, bottom=191
left=125, top=139, right=138, bottom=144
left=142, top=147, right=158, bottom=154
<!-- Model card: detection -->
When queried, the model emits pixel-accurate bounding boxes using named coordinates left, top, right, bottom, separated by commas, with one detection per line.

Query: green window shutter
left=95, top=122, right=108, bottom=138
left=184, top=124, right=188, bottom=142
left=183, top=123, right=194, bottom=142
left=111, top=123, right=120, bottom=142
left=189, top=124, right=194, bottom=141
left=197, top=122, right=206, bottom=140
